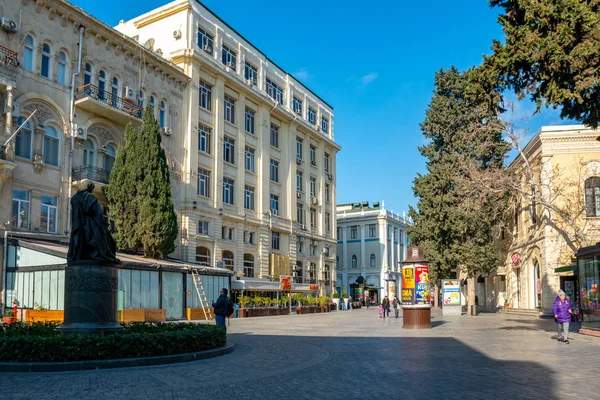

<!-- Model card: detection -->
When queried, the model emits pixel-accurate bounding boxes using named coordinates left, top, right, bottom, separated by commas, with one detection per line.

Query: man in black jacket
left=212, top=288, right=229, bottom=332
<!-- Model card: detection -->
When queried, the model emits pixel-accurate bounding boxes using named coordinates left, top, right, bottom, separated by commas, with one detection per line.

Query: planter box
left=25, top=309, right=64, bottom=323
left=118, top=309, right=166, bottom=323
left=187, top=308, right=214, bottom=320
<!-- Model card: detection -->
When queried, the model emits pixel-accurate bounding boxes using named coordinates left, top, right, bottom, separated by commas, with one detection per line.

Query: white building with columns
left=336, top=201, right=410, bottom=302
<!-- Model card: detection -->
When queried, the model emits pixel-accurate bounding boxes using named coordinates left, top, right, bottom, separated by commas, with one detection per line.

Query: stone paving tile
left=0, top=308, right=598, bottom=399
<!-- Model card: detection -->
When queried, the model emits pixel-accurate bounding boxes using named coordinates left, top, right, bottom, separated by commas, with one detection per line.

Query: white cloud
left=293, top=69, right=309, bottom=81
left=361, top=72, right=378, bottom=85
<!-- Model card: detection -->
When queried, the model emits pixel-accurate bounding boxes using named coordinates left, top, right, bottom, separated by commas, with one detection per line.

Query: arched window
left=195, top=246, right=210, bottom=266
left=159, top=100, right=167, bottom=128
left=149, top=95, right=157, bottom=119
left=57, top=51, right=67, bottom=85
left=23, top=35, right=35, bottom=71
left=222, top=250, right=234, bottom=271
left=104, top=145, right=116, bottom=174
left=370, top=254, right=376, bottom=267
left=243, top=254, right=254, bottom=278
left=41, top=43, right=52, bottom=78
left=111, top=77, right=120, bottom=107
left=43, top=126, right=59, bottom=167
left=84, top=139, right=95, bottom=167
left=15, top=116, right=32, bottom=159
left=351, top=255, right=357, bottom=269
left=98, top=70, right=107, bottom=100
left=84, top=63, right=93, bottom=85
left=585, top=177, right=600, bottom=217
left=138, top=90, right=145, bottom=108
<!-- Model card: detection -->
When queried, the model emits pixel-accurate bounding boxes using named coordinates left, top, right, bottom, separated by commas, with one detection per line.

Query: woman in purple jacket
left=553, top=290, right=573, bottom=344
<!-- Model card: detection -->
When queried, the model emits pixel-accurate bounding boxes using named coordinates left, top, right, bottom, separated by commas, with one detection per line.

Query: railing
left=75, top=84, right=143, bottom=119
left=0, top=45, right=18, bottom=69
left=0, top=145, right=6, bottom=160
left=72, top=165, right=110, bottom=184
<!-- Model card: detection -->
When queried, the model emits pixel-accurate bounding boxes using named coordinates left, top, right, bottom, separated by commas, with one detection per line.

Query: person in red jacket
left=553, top=289, right=573, bottom=344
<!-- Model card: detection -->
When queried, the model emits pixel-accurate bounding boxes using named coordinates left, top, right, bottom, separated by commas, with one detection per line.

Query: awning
left=555, top=264, right=576, bottom=273
left=231, top=280, right=317, bottom=292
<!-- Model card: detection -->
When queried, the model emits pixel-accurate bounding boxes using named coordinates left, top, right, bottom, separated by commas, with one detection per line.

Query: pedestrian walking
left=212, top=288, right=232, bottom=333
left=392, top=296, right=399, bottom=318
left=366, top=295, right=370, bottom=309
left=378, top=303, right=383, bottom=318
left=382, top=296, right=389, bottom=318
left=553, top=289, right=573, bottom=344
left=349, top=296, right=353, bottom=310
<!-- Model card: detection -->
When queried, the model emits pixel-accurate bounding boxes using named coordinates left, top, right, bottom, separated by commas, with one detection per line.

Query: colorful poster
left=280, top=276, right=292, bottom=291
left=401, top=289, right=414, bottom=304
left=443, top=280, right=461, bottom=306
left=388, top=282, right=396, bottom=298
left=401, top=266, right=415, bottom=304
left=415, top=266, right=430, bottom=304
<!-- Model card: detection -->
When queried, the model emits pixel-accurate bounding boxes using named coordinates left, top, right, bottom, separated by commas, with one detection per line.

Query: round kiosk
left=401, top=246, right=432, bottom=329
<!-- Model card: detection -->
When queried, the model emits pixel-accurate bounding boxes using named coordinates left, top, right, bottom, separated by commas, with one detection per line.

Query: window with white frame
left=224, top=96, right=235, bottom=123
left=350, top=226, right=358, bottom=240
left=15, top=116, right=32, bottom=159
left=98, top=70, right=107, bottom=100
left=296, top=137, right=303, bottom=159
left=351, top=255, right=357, bottom=269
left=297, top=203, right=305, bottom=225
left=310, top=145, right=316, bottom=166
left=149, top=95, right=157, bottom=119
left=244, top=62, right=257, bottom=85
left=40, top=195, right=58, bottom=234
left=40, top=43, right=52, bottom=79
left=271, top=231, right=280, bottom=250
left=244, top=185, right=255, bottom=210
left=198, top=220, right=210, bottom=236
left=111, top=77, right=120, bottom=108
left=270, top=194, right=279, bottom=215
left=296, top=170, right=303, bottom=192
left=221, top=45, right=237, bottom=70
left=325, top=212, right=331, bottom=233
left=222, top=250, right=234, bottom=271
left=243, top=254, right=255, bottom=277
left=294, top=261, right=303, bottom=283
left=199, top=80, right=212, bottom=111
left=57, top=51, right=68, bottom=85
left=104, top=145, right=116, bottom=174
left=23, top=35, right=35, bottom=71
left=266, top=78, right=284, bottom=105
left=310, top=176, right=316, bottom=197
left=197, top=168, right=210, bottom=197
left=369, top=224, right=377, bottom=238
left=84, top=62, right=93, bottom=85
left=84, top=139, right=95, bottom=167
left=197, top=27, right=214, bottom=54
left=159, top=100, right=167, bottom=128
left=270, top=159, right=279, bottom=182
left=324, top=153, right=331, bottom=173
left=270, top=124, right=279, bottom=148
left=223, top=137, right=235, bottom=164
left=310, top=208, right=316, bottom=228
left=221, top=226, right=235, bottom=240
left=198, top=124, right=211, bottom=154
left=308, top=263, right=316, bottom=283
left=243, top=231, right=255, bottom=245
left=308, top=107, right=316, bottom=125
left=245, top=146, right=255, bottom=172
left=370, top=254, right=376, bottom=267
left=43, top=126, right=60, bottom=167
left=325, top=183, right=331, bottom=203
left=293, top=97, right=303, bottom=115
left=321, top=116, right=329, bottom=133
left=12, top=189, right=30, bottom=229
left=585, top=177, right=600, bottom=217
left=245, top=108, right=255, bottom=134
left=196, top=246, right=210, bottom=266
left=223, top=177, right=234, bottom=205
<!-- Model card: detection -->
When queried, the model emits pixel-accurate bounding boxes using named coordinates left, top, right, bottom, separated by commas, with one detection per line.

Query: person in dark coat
left=392, top=296, right=400, bottom=318
left=212, top=288, right=229, bottom=332
left=67, top=180, right=118, bottom=264
left=553, top=289, right=573, bottom=344
left=382, top=296, right=390, bottom=318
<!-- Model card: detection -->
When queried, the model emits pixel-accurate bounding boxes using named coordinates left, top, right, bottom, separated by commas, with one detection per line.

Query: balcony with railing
left=74, top=84, right=143, bottom=126
left=72, top=165, right=111, bottom=185
left=0, top=45, right=18, bottom=87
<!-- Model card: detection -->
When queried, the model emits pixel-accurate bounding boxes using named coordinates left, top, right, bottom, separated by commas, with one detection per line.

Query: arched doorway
left=533, top=259, right=542, bottom=309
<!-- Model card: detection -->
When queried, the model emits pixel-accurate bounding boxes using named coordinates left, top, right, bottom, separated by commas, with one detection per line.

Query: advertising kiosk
left=401, top=246, right=431, bottom=329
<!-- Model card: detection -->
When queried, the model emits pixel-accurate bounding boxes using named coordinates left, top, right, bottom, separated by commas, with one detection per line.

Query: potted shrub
left=332, top=292, right=341, bottom=310
left=3, top=310, right=15, bottom=325
left=238, top=296, right=252, bottom=318
left=319, top=296, right=331, bottom=312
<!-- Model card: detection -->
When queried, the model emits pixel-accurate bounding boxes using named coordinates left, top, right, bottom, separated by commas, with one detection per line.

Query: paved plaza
left=1, top=308, right=599, bottom=399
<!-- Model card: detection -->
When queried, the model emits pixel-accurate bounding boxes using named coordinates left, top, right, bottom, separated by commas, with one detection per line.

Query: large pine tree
left=409, top=67, right=509, bottom=312
left=105, top=106, right=178, bottom=258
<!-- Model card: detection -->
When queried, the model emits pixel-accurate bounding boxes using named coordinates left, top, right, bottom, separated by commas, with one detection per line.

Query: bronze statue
left=67, top=179, right=119, bottom=264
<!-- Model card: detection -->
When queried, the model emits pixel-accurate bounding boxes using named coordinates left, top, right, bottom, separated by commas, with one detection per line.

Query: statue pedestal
left=402, top=304, right=432, bottom=329
left=57, top=262, right=124, bottom=335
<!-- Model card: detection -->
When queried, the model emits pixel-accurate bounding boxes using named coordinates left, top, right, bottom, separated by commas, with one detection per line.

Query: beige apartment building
left=480, top=125, right=600, bottom=315
left=0, top=0, right=339, bottom=300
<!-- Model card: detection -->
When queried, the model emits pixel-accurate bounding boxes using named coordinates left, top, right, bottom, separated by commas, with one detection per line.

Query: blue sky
left=72, top=0, right=571, bottom=214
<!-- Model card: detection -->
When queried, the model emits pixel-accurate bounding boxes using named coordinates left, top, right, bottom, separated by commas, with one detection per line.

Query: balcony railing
left=0, top=45, right=18, bottom=69
left=72, top=165, right=110, bottom=184
left=75, top=84, right=143, bottom=119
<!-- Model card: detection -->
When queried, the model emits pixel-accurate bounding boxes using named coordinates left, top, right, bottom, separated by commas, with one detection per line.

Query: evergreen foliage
left=105, top=106, right=178, bottom=258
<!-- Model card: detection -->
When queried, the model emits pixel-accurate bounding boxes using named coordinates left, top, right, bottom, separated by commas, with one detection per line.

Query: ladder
left=191, top=269, right=213, bottom=320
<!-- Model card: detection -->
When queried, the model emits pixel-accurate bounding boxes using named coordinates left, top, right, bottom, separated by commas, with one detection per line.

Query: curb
left=0, top=342, right=234, bottom=373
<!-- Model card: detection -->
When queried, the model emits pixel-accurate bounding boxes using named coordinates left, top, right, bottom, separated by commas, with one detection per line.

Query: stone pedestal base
left=402, top=305, right=432, bottom=329
left=57, top=262, right=124, bottom=335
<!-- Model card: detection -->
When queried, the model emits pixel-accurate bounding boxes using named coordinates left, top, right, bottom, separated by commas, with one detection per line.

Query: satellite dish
left=142, top=38, right=155, bottom=51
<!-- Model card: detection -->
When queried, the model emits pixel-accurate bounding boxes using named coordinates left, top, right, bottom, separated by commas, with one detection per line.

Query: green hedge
left=0, top=322, right=226, bottom=362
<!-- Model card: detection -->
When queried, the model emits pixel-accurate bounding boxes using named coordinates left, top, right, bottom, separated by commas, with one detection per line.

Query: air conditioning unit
left=203, top=44, right=211, bottom=52
left=299, top=237, right=305, bottom=243
left=312, top=197, right=318, bottom=205
left=1, top=17, right=17, bottom=33
left=162, top=127, right=172, bottom=136
left=322, top=247, right=328, bottom=254
left=227, top=61, right=234, bottom=68
left=300, top=224, right=306, bottom=230
left=125, top=86, right=137, bottom=102
left=296, top=157, right=302, bottom=165
left=173, top=29, right=182, bottom=40
left=246, top=78, right=253, bottom=86
left=312, top=240, right=318, bottom=247
left=296, top=191, right=302, bottom=198
left=74, top=125, right=87, bottom=140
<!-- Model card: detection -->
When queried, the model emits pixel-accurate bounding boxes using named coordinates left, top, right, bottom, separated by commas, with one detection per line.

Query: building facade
left=336, top=202, right=410, bottom=302
left=482, top=125, right=600, bottom=314
left=0, top=0, right=339, bottom=301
